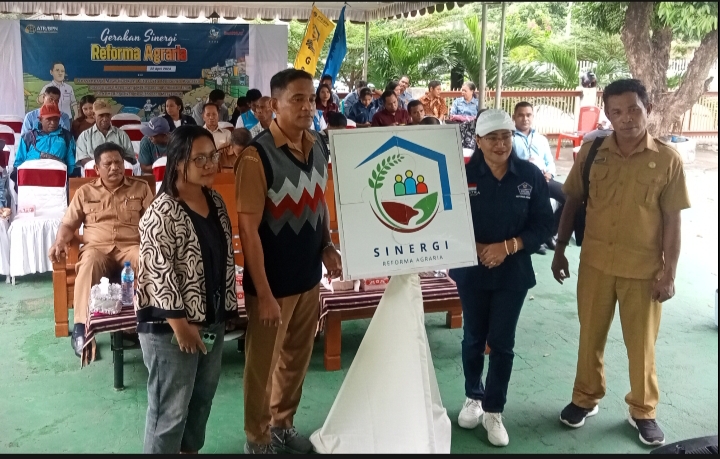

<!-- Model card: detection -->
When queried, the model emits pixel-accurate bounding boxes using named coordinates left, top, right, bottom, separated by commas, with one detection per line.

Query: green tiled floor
left=0, top=149, right=717, bottom=453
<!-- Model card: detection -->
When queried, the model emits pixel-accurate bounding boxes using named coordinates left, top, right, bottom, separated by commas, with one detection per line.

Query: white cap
left=475, top=109, right=516, bottom=137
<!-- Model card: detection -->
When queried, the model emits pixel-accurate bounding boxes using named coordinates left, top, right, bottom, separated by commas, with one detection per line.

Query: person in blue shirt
left=14, top=101, right=75, bottom=173
left=138, top=116, right=170, bottom=174
left=342, top=80, right=366, bottom=117
left=450, top=109, right=553, bottom=447
left=347, top=88, right=376, bottom=127
left=511, top=101, right=565, bottom=253
left=21, top=86, right=72, bottom=135
left=450, top=82, right=479, bottom=118
left=235, top=89, right=263, bottom=130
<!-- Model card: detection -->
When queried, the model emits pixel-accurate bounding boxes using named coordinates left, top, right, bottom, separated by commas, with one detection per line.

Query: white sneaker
left=482, top=412, right=509, bottom=447
left=458, top=398, right=484, bottom=429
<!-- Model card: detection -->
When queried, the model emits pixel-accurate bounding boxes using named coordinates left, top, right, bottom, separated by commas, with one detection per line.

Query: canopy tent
left=0, top=2, right=473, bottom=22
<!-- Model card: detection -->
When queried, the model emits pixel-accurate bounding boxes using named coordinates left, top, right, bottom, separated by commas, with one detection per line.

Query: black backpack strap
left=581, top=136, right=605, bottom=203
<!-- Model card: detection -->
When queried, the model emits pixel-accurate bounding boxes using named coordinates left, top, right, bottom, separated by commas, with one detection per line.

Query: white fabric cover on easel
left=310, top=274, right=452, bottom=454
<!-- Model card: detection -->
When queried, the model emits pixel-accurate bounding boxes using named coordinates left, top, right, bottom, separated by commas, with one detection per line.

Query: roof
left=0, top=2, right=473, bottom=22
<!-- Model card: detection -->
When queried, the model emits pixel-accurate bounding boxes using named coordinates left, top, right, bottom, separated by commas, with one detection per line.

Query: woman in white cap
left=449, top=109, right=553, bottom=446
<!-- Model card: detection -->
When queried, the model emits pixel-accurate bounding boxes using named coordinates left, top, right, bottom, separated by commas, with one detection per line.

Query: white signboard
left=329, top=125, right=478, bottom=280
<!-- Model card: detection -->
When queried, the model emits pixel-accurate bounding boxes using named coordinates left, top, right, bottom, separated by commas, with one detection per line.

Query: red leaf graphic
left=381, top=201, right=419, bottom=225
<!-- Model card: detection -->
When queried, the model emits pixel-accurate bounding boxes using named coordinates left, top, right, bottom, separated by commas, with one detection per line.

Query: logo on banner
left=294, top=5, right=335, bottom=77
left=358, top=136, right=452, bottom=234
left=209, top=27, right=220, bottom=41
left=24, top=24, right=58, bottom=34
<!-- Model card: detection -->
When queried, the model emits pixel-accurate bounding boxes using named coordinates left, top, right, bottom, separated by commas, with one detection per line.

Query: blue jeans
left=456, top=284, right=528, bottom=413
left=139, top=322, right=225, bottom=454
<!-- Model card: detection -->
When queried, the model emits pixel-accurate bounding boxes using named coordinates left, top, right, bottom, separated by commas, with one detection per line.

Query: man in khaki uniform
left=49, top=142, right=154, bottom=357
left=551, top=79, right=690, bottom=446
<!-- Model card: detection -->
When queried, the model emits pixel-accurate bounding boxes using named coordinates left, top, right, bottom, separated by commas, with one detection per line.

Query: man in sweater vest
left=235, top=69, right=342, bottom=455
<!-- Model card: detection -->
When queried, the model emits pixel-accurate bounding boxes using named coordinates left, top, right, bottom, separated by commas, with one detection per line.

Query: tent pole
left=495, top=2, right=506, bottom=109
left=363, top=21, right=369, bottom=81
left=478, top=3, right=488, bottom=110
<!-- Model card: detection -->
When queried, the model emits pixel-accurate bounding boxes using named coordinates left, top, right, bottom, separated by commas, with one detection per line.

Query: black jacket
left=163, top=114, right=197, bottom=132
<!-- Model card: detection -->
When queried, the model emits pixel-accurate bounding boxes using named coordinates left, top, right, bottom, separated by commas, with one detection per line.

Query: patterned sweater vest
left=244, top=130, right=329, bottom=298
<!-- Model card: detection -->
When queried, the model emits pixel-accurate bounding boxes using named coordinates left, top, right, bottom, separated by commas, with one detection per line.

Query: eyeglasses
left=191, top=152, right=220, bottom=168
left=481, top=133, right=513, bottom=145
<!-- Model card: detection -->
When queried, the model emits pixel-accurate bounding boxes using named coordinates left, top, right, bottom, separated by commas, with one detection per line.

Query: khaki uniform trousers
left=572, top=262, right=662, bottom=419
left=73, top=245, right=139, bottom=325
left=243, top=284, right=320, bottom=445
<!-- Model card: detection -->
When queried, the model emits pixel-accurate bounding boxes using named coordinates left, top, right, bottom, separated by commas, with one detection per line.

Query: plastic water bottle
left=121, top=261, right=135, bottom=306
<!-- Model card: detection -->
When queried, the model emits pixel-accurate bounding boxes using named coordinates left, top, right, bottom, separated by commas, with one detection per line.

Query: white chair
left=120, top=124, right=144, bottom=158
left=0, top=115, right=23, bottom=154
left=0, top=218, right=9, bottom=282
left=346, top=119, right=357, bottom=129
left=218, top=121, right=235, bottom=131
left=0, top=124, right=16, bottom=170
left=8, top=159, right=68, bottom=279
left=82, top=160, right=134, bottom=178
left=152, top=156, right=167, bottom=194
left=111, top=113, right=142, bottom=128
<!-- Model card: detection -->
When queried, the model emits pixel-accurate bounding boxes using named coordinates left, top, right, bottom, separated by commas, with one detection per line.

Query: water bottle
left=121, top=261, right=135, bottom=306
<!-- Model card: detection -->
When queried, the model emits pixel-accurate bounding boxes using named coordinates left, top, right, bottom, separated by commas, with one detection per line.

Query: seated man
left=48, top=142, right=154, bottom=357
left=347, top=88, right=375, bottom=127
left=371, top=91, right=411, bottom=127
left=511, top=101, right=564, bottom=253
left=76, top=100, right=136, bottom=169
left=192, top=89, right=229, bottom=125
left=224, top=128, right=252, bottom=172
left=235, top=89, right=263, bottom=130
left=248, top=96, right=274, bottom=139
left=419, top=80, right=448, bottom=121
left=13, top=102, right=75, bottom=181
left=408, top=100, right=426, bottom=125
left=419, top=115, right=441, bottom=125
left=203, top=103, right=232, bottom=152
left=138, top=116, right=170, bottom=174
left=21, top=86, right=72, bottom=135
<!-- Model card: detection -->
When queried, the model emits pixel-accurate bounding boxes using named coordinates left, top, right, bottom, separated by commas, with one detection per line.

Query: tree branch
left=621, top=2, right=655, bottom=89
left=671, top=27, right=719, bottom=112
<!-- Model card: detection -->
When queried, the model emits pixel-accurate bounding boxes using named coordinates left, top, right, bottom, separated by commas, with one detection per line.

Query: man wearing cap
left=13, top=101, right=76, bottom=174
left=76, top=100, right=136, bottom=169
left=49, top=142, right=154, bottom=358
left=450, top=109, right=553, bottom=447
left=138, top=116, right=170, bottom=174
left=21, top=86, right=72, bottom=135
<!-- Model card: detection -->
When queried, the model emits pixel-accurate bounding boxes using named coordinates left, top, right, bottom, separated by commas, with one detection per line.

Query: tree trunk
left=621, top=2, right=719, bottom=137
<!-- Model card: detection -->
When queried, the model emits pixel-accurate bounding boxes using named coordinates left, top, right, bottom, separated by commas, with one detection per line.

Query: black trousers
left=548, top=178, right=566, bottom=236
left=457, top=282, right=528, bottom=413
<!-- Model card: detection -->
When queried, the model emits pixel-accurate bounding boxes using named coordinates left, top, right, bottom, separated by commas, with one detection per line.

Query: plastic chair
left=83, top=160, right=133, bottom=178
left=555, top=106, right=601, bottom=160
left=0, top=125, right=16, bottom=169
left=0, top=115, right=24, bottom=135
left=111, top=113, right=142, bottom=128
left=152, top=156, right=167, bottom=194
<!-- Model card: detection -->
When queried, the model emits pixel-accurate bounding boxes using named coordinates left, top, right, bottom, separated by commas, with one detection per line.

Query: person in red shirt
left=371, top=91, right=411, bottom=127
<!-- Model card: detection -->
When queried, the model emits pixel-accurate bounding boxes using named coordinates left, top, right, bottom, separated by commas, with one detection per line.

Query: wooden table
left=319, top=275, right=462, bottom=371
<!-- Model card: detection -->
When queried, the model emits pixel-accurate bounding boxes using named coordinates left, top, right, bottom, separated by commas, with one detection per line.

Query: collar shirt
left=204, top=125, right=232, bottom=149
left=512, top=129, right=556, bottom=177
left=62, top=177, right=154, bottom=254
left=138, top=137, right=167, bottom=166
left=348, top=103, right=376, bottom=124
left=449, top=151, right=553, bottom=291
left=41, top=81, right=77, bottom=119
left=419, top=92, right=448, bottom=119
left=192, top=102, right=229, bottom=126
left=76, top=125, right=135, bottom=163
left=399, top=91, right=414, bottom=107
left=21, top=109, right=72, bottom=135
left=450, top=97, right=479, bottom=117
left=563, top=133, right=691, bottom=280
left=13, top=127, right=76, bottom=172
left=343, top=91, right=360, bottom=116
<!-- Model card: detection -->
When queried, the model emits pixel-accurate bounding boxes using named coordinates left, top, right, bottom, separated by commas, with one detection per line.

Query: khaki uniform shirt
left=234, top=120, right=315, bottom=214
left=62, top=177, right=154, bottom=254
left=563, top=133, right=691, bottom=280
left=204, top=125, right=232, bottom=150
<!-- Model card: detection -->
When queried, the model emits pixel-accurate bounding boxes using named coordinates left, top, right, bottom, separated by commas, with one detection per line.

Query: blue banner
left=323, top=6, right=347, bottom=86
left=20, top=21, right=249, bottom=120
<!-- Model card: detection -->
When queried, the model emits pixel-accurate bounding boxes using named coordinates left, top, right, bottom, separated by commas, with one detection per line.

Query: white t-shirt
left=174, top=119, right=182, bottom=128
left=41, top=81, right=76, bottom=118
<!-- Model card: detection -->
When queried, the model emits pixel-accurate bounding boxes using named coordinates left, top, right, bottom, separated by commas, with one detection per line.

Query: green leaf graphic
left=368, top=178, right=375, bottom=188
left=413, top=192, right=438, bottom=225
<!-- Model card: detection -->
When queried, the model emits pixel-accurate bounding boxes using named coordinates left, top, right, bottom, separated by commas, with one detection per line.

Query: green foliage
left=369, top=32, right=450, bottom=88
left=368, top=154, right=404, bottom=190
left=539, top=46, right=580, bottom=88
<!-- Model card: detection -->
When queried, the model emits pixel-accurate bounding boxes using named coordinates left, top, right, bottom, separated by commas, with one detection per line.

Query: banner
left=328, top=125, right=478, bottom=280
left=20, top=21, right=250, bottom=120
left=323, top=6, right=347, bottom=85
left=294, top=6, right=335, bottom=77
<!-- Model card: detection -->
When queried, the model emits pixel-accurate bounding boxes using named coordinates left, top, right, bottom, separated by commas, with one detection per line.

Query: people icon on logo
left=394, top=170, right=428, bottom=196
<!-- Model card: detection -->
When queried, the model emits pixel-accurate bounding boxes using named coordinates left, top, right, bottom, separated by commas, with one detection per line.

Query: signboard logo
left=24, top=24, right=58, bottom=34
left=358, top=136, right=453, bottom=234
left=25, top=24, right=36, bottom=34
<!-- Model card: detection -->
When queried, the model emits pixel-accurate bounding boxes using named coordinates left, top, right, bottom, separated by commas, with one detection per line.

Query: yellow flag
left=294, top=5, right=335, bottom=77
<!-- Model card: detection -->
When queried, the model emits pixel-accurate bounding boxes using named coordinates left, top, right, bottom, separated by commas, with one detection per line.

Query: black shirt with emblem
left=449, top=150, right=554, bottom=291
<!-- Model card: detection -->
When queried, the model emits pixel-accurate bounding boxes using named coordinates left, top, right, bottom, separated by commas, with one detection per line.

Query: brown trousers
left=73, top=246, right=139, bottom=325
left=243, top=284, right=320, bottom=445
left=572, top=262, right=662, bottom=419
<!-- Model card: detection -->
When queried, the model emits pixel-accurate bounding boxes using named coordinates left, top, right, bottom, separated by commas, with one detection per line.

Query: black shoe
left=546, top=237, right=557, bottom=251
left=536, top=244, right=548, bottom=255
left=560, top=402, right=599, bottom=428
left=71, top=324, right=86, bottom=358
left=628, top=415, right=665, bottom=446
